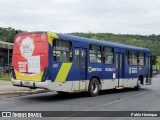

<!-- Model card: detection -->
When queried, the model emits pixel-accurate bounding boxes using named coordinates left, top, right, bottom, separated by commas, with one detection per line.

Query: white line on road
left=134, top=92, right=146, bottom=97
left=152, top=88, right=160, bottom=90
left=105, top=92, right=147, bottom=106
left=105, top=98, right=124, bottom=106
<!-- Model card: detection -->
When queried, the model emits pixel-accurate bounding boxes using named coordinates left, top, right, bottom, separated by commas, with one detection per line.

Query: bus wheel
left=134, top=80, right=141, bottom=90
left=88, top=78, right=100, bottom=97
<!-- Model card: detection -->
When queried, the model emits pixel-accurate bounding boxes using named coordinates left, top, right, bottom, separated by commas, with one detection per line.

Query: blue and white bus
left=12, top=32, right=152, bottom=96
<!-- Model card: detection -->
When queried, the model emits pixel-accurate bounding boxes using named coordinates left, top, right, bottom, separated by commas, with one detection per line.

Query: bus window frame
left=53, top=39, right=73, bottom=63
left=103, top=46, right=114, bottom=64
left=126, top=50, right=138, bottom=66
left=138, top=52, right=145, bottom=66
left=89, top=44, right=102, bottom=64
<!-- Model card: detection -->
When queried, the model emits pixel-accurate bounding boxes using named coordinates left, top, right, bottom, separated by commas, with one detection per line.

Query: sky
left=0, top=0, right=160, bottom=35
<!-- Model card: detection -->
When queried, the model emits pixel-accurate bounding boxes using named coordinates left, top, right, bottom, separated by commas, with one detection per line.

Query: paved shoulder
left=0, top=80, right=47, bottom=98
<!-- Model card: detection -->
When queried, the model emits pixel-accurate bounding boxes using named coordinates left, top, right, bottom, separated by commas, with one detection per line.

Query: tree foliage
left=0, top=27, right=160, bottom=67
left=70, top=32, right=160, bottom=57
left=70, top=32, right=160, bottom=67
left=0, top=27, right=23, bottom=43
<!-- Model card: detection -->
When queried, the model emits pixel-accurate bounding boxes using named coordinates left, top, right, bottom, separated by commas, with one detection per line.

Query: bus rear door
left=116, top=52, right=124, bottom=88
left=74, top=48, right=87, bottom=91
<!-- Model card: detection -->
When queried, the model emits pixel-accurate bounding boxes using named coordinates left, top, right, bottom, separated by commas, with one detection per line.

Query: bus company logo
left=88, top=67, right=102, bottom=72
left=20, top=37, right=35, bottom=59
left=129, top=67, right=137, bottom=74
left=105, top=68, right=116, bottom=72
left=88, top=67, right=92, bottom=72
left=92, top=68, right=102, bottom=72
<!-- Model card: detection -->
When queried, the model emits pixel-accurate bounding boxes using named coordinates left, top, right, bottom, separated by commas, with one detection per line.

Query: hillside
left=0, top=27, right=159, bottom=66
left=70, top=32, right=160, bottom=57
left=0, top=27, right=22, bottom=43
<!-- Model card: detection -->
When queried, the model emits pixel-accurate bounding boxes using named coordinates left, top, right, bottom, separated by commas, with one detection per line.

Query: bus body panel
left=12, top=32, right=152, bottom=93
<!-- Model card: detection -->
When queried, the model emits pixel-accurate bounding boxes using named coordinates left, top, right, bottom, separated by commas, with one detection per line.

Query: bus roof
left=16, top=31, right=151, bottom=53
left=56, top=33, right=151, bottom=53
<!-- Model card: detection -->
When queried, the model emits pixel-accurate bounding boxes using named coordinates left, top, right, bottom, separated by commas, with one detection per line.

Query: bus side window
left=75, top=49, right=80, bottom=67
left=89, top=45, right=102, bottom=63
left=138, top=52, right=145, bottom=65
left=127, top=50, right=137, bottom=65
left=53, top=39, right=72, bottom=62
left=103, top=47, right=114, bottom=64
left=81, top=49, right=86, bottom=68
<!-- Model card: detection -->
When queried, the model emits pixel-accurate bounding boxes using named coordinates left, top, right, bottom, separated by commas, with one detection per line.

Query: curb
left=154, top=75, right=160, bottom=77
left=0, top=89, right=49, bottom=95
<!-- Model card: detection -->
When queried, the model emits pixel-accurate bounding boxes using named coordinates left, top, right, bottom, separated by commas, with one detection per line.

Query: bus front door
left=74, top=48, right=87, bottom=91
left=116, top=53, right=124, bottom=88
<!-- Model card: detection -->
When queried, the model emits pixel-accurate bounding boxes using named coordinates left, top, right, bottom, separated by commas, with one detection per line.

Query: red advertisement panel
left=12, top=32, right=48, bottom=81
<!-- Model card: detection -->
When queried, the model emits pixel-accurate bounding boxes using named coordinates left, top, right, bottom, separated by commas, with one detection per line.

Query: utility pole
left=8, top=44, right=9, bottom=73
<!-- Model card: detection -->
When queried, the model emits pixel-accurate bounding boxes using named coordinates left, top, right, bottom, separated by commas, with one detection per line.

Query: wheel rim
left=91, top=82, right=98, bottom=94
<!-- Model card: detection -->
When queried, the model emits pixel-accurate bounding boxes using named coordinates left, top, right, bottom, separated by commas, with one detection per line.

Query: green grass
left=0, top=72, right=11, bottom=81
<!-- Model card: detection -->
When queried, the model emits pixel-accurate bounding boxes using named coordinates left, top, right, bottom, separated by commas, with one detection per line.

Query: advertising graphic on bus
left=12, top=32, right=152, bottom=96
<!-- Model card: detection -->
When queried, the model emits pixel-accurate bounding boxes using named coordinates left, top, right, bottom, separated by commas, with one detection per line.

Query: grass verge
left=0, top=72, right=11, bottom=81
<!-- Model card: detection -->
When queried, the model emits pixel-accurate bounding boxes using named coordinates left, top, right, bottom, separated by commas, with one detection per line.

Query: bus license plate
left=23, top=81, right=33, bottom=86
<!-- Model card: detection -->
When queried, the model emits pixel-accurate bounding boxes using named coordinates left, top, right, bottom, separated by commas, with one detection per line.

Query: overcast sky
left=0, top=0, right=160, bottom=35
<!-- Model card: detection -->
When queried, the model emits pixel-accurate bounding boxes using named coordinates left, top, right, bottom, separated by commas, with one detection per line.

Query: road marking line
left=134, top=92, right=146, bottom=97
left=105, top=98, right=124, bottom=106
left=152, top=88, right=160, bottom=90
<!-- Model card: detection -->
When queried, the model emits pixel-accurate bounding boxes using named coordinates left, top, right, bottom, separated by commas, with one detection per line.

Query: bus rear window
left=53, top=40, right=72, bottom=62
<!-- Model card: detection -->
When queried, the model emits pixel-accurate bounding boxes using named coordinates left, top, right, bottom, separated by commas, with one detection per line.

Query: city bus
left=11, top=32, right=152, bottom=96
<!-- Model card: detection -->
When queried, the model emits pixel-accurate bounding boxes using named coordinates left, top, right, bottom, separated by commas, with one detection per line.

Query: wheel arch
left=138, top=75, right=144, bottom=85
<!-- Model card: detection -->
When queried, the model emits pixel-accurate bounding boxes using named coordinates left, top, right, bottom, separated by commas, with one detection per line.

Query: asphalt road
left=0, top=77, right=160, bottom=120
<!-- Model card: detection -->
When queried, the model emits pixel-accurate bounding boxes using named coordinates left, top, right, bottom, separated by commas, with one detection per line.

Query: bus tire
left=88, top=78, right=100, bottom=97
left=134, top=80, right=141, bottom=90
